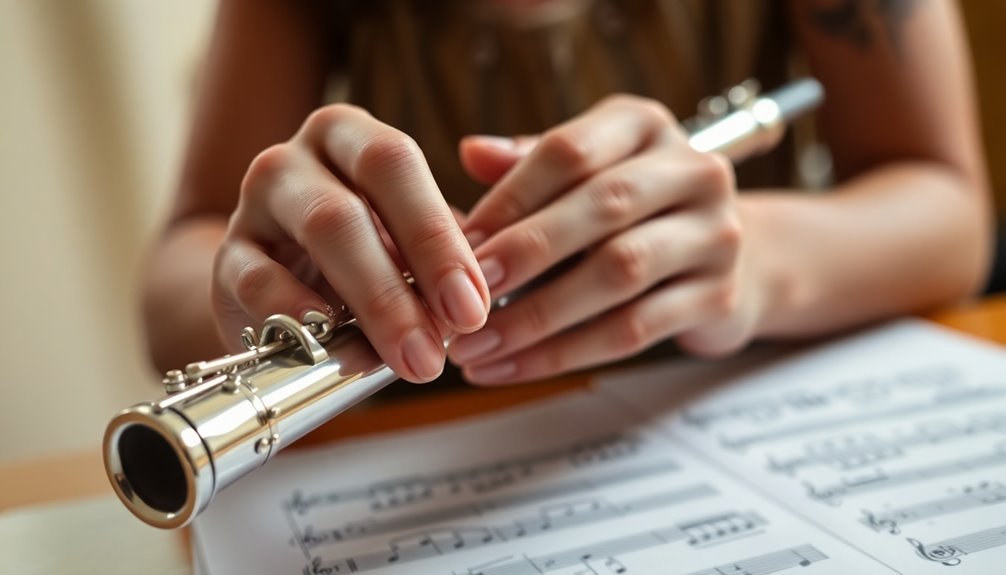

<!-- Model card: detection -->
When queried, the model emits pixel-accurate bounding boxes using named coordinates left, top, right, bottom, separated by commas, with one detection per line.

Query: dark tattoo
left=808, top=0, right=920, bottom=52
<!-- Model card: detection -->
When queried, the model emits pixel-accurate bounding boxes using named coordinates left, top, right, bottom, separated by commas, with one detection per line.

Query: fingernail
left=440, top=269, right=488, bottom=330
left=402, top=328, right=444, bottom=381
left=466, top=360, right=517, bottom=384
left=449, top=329, right=501, bottom=364
left=479, top=257, right=505, bottom=290
left=472, top=135, right=515, bottom=150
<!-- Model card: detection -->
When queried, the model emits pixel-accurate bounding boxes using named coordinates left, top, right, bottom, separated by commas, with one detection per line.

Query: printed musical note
left=295, top=460, right=678, bottom=547
left=682, top=364, right=961, bottom=430
left=458, top=512, right=766, bottom=575
left=310, top=485, right=719, bottom=571
left=457, top=556, right=538, bottom=575
left=683, top=544, right=828, bottom=575
left=805, top=444, right=1006, bottom=505
left=679, top=512, right=765, bottom=546
left=720, top=386, right=1006, bottom=451
left=768, top=433, right=901, bottom=476
left=314, top=528, right=500, bottom=572
left=767, top=411, right=1006, bottom=475
left=368, top=479, right=435, bottom=511
left=908, top=525, right=1006, bottom=566
left=286, top=434, right=647, bottom=515
left=862, top=481, right=1006, bottom=534
left=600, top=557, right=627, bottom=574
left=537, top=499, right=617, bottom=531
left=568, top=436, right=644, bottom=467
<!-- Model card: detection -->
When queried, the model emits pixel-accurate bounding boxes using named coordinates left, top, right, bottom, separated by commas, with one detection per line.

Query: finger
left=459, top=135, right=538, bottom=185
left=369, top=206, right=406, bottom=271
left=449, top=212, right=738, bottom=366
left=305, top=105, right=489, bottom=333
left=212, top=237, right=329, bottom=351
left=462, top=275, right=729, bottom=385
left=472, top=149, right=730, bottom=296
left=241, top=149, right=446, bottom=383
left=464, top=96, right=675, bottom=238
left=449, top=204, right=469, bottom=228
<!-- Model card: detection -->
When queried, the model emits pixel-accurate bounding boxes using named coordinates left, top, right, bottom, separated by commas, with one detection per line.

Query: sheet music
left=194, top=320, right=1006, bottom=574
left=598, top=320, right=1006, bottom=574
left=193, top=391, right=881, bottom=574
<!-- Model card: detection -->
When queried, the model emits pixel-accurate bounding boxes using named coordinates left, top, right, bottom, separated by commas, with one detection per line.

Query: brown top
left=329, top=0, right=797, bottom=210
left=321, top=0, right=798, bottom=388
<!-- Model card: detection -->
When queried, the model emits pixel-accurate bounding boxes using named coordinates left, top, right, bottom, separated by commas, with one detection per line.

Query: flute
left=103, top=78, right=824, bottom=529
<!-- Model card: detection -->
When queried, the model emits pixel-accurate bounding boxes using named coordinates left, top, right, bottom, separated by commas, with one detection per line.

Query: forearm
left=743, top=161, right=991, bottom=339
left=142, top=217, right=229, bottom=372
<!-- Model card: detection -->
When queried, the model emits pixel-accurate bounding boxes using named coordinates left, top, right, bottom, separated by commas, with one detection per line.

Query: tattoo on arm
left=808, top=0, right=920, bottom=52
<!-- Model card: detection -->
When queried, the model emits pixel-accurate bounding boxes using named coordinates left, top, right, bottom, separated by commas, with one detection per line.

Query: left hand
left=448, top=95, right=765, bottom=384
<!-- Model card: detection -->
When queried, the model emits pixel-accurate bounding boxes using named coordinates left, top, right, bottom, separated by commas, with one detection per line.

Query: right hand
left=212, top=104, right=490, bottom=382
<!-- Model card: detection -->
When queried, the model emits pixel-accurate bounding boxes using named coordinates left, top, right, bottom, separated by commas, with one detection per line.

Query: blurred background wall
left=0, top=0, right=214, bottom=463
left=0, top=1, right=1003, bottom=465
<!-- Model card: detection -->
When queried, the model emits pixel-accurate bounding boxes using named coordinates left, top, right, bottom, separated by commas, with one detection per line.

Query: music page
left=194, top=320, right=1005, bottom=574
left=193, top=390, right=883, bottom=574
left=598, top=320, right=1006, bottom=574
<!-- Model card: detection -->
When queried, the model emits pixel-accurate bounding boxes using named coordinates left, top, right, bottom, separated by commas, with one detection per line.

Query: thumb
left=459, top=135, right=538, bottom=185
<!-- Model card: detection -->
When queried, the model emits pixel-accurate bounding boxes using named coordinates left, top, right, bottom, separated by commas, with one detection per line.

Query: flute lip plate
left=103, top=403, right=215, bottom=529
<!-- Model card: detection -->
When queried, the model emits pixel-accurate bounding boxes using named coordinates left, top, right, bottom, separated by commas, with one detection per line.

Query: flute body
left=104, top=78, right=824, bottom=528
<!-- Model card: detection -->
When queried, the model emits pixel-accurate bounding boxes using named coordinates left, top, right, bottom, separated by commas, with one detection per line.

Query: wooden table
left=3, top=295, right=1005, bottom=512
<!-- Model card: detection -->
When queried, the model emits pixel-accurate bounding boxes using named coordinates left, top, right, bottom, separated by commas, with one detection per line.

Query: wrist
left=736, top=193, right=814, bottom=339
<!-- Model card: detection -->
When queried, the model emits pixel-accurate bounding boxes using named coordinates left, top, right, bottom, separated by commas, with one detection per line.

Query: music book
left=192, top=320, right=1006, bottom=574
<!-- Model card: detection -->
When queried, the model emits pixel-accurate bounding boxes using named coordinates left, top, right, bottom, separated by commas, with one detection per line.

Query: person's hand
left=212, top=104, right=490, bottom=383
left=449, top=95, right=766, bottom=384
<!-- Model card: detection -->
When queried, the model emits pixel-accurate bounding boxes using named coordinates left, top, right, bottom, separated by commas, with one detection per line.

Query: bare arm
left=143, top=0, right=331, bottom=371
left=746, top=0, right=991, bottom=339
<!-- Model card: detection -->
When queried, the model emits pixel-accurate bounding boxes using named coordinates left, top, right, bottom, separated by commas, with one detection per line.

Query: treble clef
left=908, top=538, right=964, bottom=566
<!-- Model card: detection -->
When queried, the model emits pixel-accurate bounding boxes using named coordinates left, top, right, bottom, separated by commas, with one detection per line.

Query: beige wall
left=0, top=0, right=214, bottom=463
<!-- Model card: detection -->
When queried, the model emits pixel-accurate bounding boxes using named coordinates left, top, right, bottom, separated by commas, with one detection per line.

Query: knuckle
left=494, top=190, right=532, bottom=223
left=243, top=144, right=296, bottom=193
left=614, top=310, right=652, bottom=355
left=706, top=280, right=739, bottom=319
left=716, top=213, right=743, bottom=252
left=354, top=132, right=423, bottom=179
left=590, top=174, right=639, bottom=224
left=300, top=193, right=367, bottom=244
left=539, top=129, right=592, bottom=172
left=598, top=93, right=639, bottom=109
left=637, top=98, right=674, bottom=124
left=408, top=215, right=460, bottom=255
left=600, top=94, right=673, bottom=124
left=303, top=103, right=355, bottom=133
left=362, top=277, right=416, bottom=324
left=233, top=259, right=274, bottom=306
left=598, top=238, right=650, bottom=292
left=516, top=225, right=553, bottom=263
left=520, top=298, right=553, bottom=338
left=693, top=152, right=736, bottom=200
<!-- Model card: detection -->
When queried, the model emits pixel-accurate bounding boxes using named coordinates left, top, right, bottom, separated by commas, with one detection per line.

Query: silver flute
left=103, top=78, right=824, bottom=529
